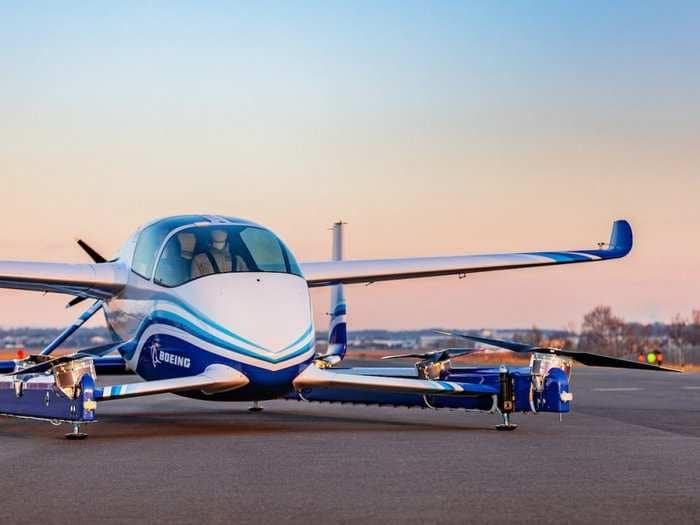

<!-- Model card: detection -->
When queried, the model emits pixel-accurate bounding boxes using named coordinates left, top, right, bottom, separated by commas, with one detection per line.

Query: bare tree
left=514, top=325, right=543, bottom=347
left=621, top=322, right=649, bottom=358
left=578, top=305, right=626, bottom=356
left=688, top=310, right=700, bottom=346
left=669, top=313, right=687, bottom=348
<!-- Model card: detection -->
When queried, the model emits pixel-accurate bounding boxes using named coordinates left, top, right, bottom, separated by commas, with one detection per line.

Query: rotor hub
left=52, top=358, right=96, bottom=399
left=416, top=359, right=452, bottom=380
left=529, top=353, right=572, bottom=392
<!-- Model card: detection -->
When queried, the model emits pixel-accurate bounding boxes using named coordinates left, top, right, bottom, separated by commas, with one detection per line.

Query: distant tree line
left=0, top=327, right=110, bottom=349
left=516, top=305, right=700, bottom=365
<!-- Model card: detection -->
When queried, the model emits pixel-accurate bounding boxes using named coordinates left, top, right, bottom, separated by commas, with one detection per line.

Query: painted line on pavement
left=592, top=387, right=642, bottom=392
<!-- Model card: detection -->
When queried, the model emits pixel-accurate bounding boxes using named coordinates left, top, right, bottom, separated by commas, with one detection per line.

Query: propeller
left=382, top=347, right=478, bottom=364
left=66, top=295, right=88, bottom=308
left=66, top=240, right=109, bottom=308
left=435, top=331, right=681, bottom=373
left=8, top=342, right=123, bottom=376
left=77, top=239, right=107, bottom=263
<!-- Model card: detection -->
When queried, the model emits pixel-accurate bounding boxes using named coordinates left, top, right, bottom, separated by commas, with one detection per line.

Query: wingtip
left=609, top=219, right=633, bottom=256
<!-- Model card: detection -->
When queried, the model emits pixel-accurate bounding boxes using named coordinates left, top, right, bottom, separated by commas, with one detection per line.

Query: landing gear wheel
left=248, top=402, right=263, bottom=413
left=65, top=423, right=88, bottom=440
left=65, top=431, right=88, bottom=440
left=496, top=412, right=517, bottom=431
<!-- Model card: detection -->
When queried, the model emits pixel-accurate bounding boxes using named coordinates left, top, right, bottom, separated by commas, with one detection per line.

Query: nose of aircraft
left=175, top=272, right=313, bottom=355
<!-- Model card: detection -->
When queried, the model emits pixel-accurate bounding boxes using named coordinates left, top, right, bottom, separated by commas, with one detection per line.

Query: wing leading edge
left=301, top=220, right=632, bottom=287
left=0, top=261, right=126, bottom=298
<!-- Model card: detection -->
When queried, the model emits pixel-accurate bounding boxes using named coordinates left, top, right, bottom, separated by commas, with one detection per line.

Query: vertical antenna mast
left=325, top=221, right=348, bottom=364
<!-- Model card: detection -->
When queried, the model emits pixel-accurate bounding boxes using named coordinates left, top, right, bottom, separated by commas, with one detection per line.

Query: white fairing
left=176, top=272, right=313, bottom=353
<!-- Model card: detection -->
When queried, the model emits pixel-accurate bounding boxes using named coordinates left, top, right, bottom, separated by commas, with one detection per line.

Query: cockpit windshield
left=153, top=225, right=302, bottom=287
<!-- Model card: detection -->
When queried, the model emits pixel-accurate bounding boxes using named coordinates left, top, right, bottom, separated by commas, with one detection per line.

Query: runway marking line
left=592, top=387, right=642, bottom=392
left=681, top=386, right=700, bottom=390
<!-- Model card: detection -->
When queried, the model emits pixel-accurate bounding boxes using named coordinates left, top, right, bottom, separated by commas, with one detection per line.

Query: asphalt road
left=0, top=366, right=699, bottom=524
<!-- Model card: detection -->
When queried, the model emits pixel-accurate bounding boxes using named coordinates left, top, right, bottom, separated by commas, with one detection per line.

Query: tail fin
left=326, top=221, right=347, bottom=361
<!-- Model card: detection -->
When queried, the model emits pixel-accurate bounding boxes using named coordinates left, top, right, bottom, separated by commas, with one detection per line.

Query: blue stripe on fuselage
left=136, top=333, right=308, bottom=399
left=147, top=310, right=313, bottom=363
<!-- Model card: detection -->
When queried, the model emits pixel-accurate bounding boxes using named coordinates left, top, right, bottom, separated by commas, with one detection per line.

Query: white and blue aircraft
left=0, top=215, right=667, bottom=438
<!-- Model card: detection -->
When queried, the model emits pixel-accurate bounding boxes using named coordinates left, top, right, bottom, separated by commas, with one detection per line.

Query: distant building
left=418, top=335, right=451, bottom=348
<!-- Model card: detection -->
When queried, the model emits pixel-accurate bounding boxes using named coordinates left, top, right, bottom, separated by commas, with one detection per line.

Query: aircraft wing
left=0, top=261, right=126, bottom=298
left=301, top=220, right=632, bottom=286
left=293, top=364, right=497, bottom=396
left=95, top=364, right=249, bottom=401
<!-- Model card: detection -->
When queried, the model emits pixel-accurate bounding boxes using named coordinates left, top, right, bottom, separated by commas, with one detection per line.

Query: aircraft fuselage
left=102, top=217, right=317, bottom=401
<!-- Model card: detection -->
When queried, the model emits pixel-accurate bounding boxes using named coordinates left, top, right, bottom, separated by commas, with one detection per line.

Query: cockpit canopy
left=130, top=216, right=302, bottom=287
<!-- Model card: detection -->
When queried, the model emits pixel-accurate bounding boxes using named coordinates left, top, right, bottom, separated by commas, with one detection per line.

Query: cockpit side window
left=153, top=225, right=302, bottom=287
left=132, top=223, right=169, bottom=279
left=131, top=215, right=204, bottom=279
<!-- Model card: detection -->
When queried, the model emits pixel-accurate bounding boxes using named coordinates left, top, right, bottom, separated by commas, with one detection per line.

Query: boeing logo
left=150, top=342, right=191, bottom=368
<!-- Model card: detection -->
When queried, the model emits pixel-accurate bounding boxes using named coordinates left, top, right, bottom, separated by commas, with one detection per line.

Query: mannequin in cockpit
left=191, top=229, right=248, bottom=279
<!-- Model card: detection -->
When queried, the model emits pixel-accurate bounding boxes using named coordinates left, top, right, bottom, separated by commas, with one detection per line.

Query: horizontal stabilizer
left=293, top=364, right=497, bottom=396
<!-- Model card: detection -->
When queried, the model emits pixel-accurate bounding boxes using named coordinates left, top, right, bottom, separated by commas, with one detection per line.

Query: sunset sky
left=1, top=2, right=699, bottom=330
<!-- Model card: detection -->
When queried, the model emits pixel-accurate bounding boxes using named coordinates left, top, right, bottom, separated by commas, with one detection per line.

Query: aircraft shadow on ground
left=0, top=406, right=507, bottom=441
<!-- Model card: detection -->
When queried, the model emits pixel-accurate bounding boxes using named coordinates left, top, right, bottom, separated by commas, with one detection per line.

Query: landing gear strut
left=495, top=365, right=518, bottom=431
left=248, top=401, right=263, bottom=413
left=65, top=422, right=88, bottom=440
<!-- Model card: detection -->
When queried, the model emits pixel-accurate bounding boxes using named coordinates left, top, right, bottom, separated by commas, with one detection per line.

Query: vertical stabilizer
left=326, top=221, right=347, bottom=362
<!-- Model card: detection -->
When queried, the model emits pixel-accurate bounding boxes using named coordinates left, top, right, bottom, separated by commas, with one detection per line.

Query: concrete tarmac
left=0, top=366, right=698, bottom=524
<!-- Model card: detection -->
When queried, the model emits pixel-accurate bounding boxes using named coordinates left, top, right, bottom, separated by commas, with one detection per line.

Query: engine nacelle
left=52, top=358, right=96, bottom=399
left=530, top=352, right=572, bottom=392
left=535, top=367, right=572, bottom=413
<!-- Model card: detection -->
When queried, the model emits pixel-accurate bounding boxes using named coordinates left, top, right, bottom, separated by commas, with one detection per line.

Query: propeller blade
left=8, top=342, right=123, bottom=376
left=556, top=350, right=681, bottom=372
left=382, top=347, right=478, bottom=362
left=437, top=348, right=479, bottom=360
left=76, top=239, right=107, bottom=263
left=381, top=353, right=429, bottom=360
left=436, top=331, right=681, bottom=373
left=66, top=296, right=87, bottom=308
left=435, top=331, right=536, bottom=353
